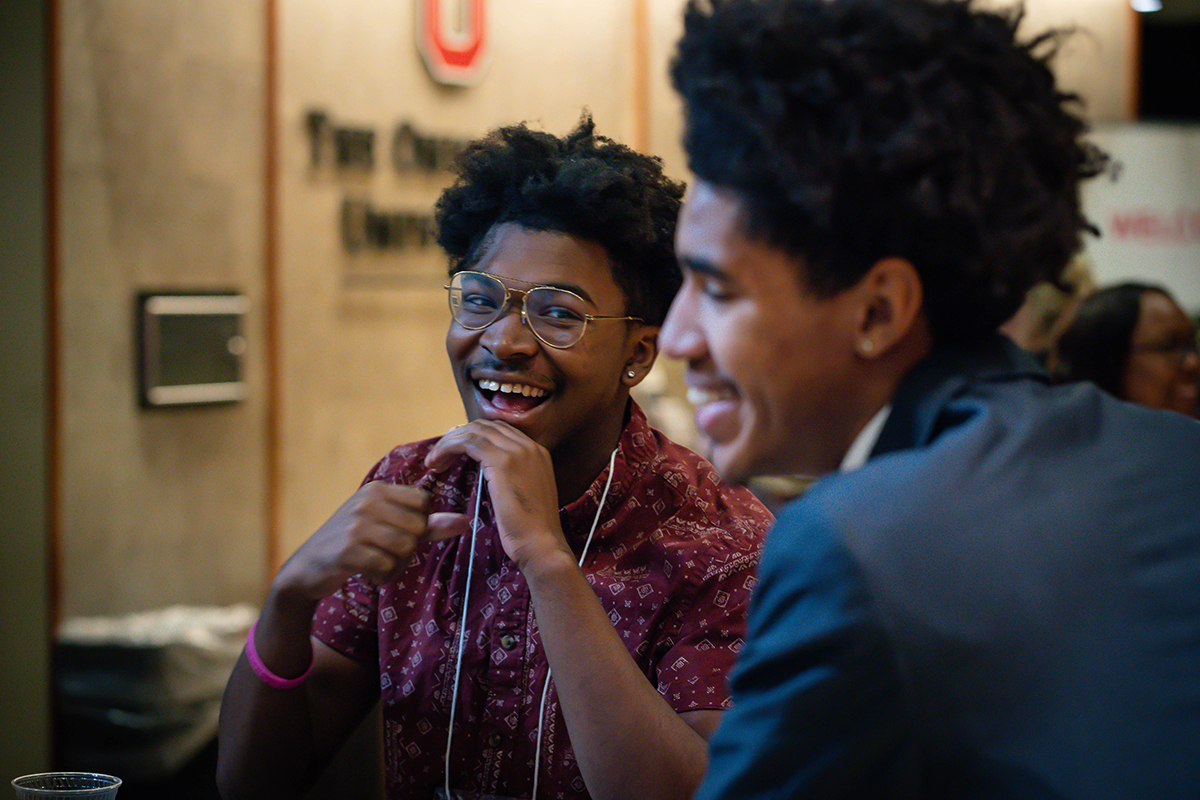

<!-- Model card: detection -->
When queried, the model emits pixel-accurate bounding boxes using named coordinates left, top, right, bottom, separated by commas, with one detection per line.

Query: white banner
left=1082, top=123, right=1200, bottom=313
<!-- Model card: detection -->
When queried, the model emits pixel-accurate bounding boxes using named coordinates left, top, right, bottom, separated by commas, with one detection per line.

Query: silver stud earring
left=860, top=339, right=875, bottom=356
left=627, top=370, right=636, bottom=379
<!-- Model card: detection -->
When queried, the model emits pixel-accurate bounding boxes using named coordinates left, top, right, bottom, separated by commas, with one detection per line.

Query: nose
left=479, top=300, right=540, bottom=359
left=1181, top=347, right=1200, bottom=376
left=659, top=282, right=706, bottom=363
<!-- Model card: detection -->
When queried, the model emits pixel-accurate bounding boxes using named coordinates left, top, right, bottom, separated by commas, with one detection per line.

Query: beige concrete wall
left=1009, top=0, right=1137, bottom=122
left=56, top=0, right=268, bottom=616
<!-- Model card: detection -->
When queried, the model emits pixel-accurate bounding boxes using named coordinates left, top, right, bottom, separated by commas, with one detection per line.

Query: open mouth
left=475, top=378, right=552, bottom=414
left=687, top=385, right=736, bottom=407
left=686, top=381, right=742, bottom=444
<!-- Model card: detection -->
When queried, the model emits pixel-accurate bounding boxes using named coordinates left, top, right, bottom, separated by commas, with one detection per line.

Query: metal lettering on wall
left=307, top=109, right=470, bottom=254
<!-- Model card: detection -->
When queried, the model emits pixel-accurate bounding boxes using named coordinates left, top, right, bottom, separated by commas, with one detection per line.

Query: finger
left=426, top=422, right=521, bottom=471
left=362, top=481, right=432, bottom=513
left=344, top=541, right=407, bottom=585
left=362, top=513, right=469, bottom=584
left=349, top=482, right=431, bottom=534
left=426, top=512, right=471, bottom=541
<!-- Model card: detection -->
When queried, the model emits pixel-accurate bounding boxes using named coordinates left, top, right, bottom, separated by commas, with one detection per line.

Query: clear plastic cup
left=11, top=772, right=121, bottom=800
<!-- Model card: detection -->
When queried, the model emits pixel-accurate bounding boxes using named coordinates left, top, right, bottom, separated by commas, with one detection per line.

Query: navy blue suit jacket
left=697, top=336, right=1200, bottom=800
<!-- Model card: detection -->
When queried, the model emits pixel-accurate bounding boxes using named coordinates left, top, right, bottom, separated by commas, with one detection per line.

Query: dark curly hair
left=434, top=117, right=685, bottom=326
left=1051, top=282, right=1166, bottom=398
left=671, top=0, right=1108, bottom=343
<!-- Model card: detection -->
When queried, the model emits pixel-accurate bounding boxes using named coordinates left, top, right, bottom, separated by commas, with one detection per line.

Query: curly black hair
left=671, top=0, right=1108, bottom=343
left=434, top=117, right=685, bottom=326
left=1051, top=282, right=1166, bottom=398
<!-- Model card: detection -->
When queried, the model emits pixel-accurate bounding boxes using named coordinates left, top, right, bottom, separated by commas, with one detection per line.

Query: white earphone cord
left=444, top=483, right=484, bottom=800
left=443, top=446, right=619, bottom=800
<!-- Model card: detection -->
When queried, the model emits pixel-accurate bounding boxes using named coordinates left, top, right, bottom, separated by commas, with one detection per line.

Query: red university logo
left=416, top=0, right=490, bottom=86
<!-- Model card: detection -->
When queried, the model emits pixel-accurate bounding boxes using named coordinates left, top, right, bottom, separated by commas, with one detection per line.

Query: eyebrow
left=476, top=271, right=598, bottom=307
left=539, top=281, right=596, bottom=306
left=678, top=255, right=730, bottom=282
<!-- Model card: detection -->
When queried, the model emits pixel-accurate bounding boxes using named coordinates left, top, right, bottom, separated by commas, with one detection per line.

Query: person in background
left=217, top=118, right=771, bottom=800
left=1051, top=281, right=1199, bottom=417
left=661, top=0, right=1200, bottom=798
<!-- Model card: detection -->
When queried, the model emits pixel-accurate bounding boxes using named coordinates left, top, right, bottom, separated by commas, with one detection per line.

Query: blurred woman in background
left=1053, top=282, right=1199, bottom=418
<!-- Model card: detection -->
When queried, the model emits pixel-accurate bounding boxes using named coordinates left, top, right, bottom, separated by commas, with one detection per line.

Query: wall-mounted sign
left=417, top=0, right=490, bottom=87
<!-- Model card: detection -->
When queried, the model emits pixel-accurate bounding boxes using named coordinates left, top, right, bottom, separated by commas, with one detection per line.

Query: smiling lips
left=687, top=383, right=741, bottom=443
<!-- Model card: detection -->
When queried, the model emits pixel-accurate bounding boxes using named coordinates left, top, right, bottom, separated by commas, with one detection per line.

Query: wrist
left=266, top=574, right=323, bottom=618
left=246, top=618, right=313, bottom=689
left=517, top=545, right=582, bottom=584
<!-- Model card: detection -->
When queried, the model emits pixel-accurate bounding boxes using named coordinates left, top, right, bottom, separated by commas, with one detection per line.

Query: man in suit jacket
left=660, top=0, right=1200, bottom=797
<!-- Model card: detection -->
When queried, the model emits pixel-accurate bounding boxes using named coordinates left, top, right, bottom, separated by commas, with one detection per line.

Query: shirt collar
left=839, top=404, right=892, bottom=473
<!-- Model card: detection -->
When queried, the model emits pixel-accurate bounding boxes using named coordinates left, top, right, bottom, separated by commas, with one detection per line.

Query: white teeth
left=476, top=379, right=548, bottom=398
left=687, top=387, right=732, bottom=406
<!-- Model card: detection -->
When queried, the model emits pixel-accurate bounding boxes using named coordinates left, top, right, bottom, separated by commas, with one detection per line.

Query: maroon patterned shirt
left=312, top=403, right=771, bottom=800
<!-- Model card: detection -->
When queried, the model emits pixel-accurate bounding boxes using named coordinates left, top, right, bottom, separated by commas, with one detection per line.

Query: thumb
left=427, top=512, right=471, bottom=541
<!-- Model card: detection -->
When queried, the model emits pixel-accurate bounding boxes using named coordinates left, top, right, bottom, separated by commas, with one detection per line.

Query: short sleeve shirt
left=312, top=403, right=772, bottom=800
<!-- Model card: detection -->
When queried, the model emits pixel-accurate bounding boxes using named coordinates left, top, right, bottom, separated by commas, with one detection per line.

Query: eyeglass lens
left=448, top=272, right=591, bottom=348
left=1134, top=338, right=1200, bottom=363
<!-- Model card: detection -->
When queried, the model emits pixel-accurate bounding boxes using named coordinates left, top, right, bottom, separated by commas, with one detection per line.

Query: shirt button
left=487, top=733, right=504, bottom=748
left=500, top=634, right=518, bottom=650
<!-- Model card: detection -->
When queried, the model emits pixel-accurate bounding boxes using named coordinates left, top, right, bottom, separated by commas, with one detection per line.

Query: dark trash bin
left=55, top=605, right=255, bottom=786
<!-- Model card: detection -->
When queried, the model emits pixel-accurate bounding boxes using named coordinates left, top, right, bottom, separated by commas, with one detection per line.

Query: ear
left=623, top=325, right=660, bottom=387
left=852, top=257, right=924, bottom=359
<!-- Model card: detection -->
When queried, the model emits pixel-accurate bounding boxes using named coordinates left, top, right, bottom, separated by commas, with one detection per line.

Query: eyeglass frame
left=1129, top=337, right=1200, bottom=366
left=445, top=270, right=644, bottom=349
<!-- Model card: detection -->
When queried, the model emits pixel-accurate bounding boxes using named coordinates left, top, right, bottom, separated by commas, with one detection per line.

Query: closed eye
left=538, top=305, right=587, bottom=322
left=680, top=257, right=736, bottom=302
left=689, top=272, right=736, bottom=302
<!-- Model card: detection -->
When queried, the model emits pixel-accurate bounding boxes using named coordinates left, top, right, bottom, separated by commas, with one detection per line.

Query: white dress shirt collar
left=839, top=405, right=892, bottom=473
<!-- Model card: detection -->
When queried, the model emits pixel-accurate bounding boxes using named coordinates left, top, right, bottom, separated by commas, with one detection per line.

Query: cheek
left=445, top=327, right=466, bottom=360
left=708, top=311, right=771, bottom=377
left=1123, top=359, right=1170, bottom=401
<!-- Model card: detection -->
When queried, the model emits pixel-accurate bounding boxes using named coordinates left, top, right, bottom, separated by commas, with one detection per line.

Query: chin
left=706, top=443, right=752, bottom=486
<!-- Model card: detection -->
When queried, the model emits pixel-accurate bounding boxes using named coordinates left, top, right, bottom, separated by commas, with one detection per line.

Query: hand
left=425, top=420, right=571, bottom=571
left=274, top=481, right=469, bottom=602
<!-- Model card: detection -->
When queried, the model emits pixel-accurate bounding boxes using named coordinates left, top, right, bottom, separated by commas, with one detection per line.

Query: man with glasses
left=218, top=118, right=771, bottom=800
left=659, top=0, right=1200, bottom=798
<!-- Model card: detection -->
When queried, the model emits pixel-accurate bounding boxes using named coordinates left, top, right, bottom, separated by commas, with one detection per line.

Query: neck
left=551, top=400, right=629, bottom=506
left=836, top=320, right=934, bottom=468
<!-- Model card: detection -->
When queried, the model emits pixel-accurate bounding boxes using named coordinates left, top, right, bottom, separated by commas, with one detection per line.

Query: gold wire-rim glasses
left=445, top=270, right=643, bottom=349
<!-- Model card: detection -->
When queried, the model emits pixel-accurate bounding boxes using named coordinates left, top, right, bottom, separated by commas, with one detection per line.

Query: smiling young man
left=216, top=119, right=771, bottom=800
left=661, top=1, right=1200, bottom=798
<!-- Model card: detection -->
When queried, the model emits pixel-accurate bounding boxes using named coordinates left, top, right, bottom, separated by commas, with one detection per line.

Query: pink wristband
left=246, top=619, right=313, bottom=690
